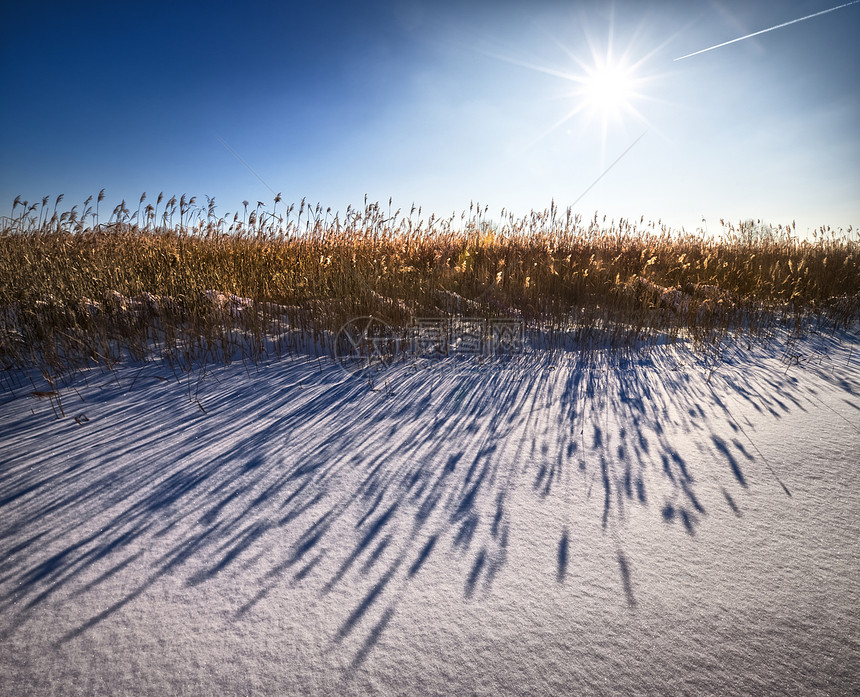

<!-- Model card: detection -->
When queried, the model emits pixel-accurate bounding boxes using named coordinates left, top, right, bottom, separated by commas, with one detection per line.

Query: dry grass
left=1, top=193, right=858, bottom=379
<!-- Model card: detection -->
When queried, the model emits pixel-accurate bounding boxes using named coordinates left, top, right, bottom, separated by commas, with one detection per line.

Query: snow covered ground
left=1, top=327, right=858, bottom=695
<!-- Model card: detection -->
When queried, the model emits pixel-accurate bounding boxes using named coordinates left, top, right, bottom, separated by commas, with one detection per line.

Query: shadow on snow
left=1, top=329, right=854, bottom=667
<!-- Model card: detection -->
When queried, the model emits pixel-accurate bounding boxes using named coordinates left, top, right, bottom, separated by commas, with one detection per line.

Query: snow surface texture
left=1, top=329, right=858, bottom=696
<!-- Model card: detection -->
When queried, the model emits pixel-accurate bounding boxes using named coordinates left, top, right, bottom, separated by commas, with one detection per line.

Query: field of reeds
left=1, top=192, right=858, bottom=382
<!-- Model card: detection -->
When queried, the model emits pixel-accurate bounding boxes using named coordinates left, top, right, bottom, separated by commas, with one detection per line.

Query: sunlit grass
left=1, top=192, right=858, bottom=380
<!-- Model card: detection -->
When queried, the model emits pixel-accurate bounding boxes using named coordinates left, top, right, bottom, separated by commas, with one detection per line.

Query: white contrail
left=674, top=0, right=859, bottom=61
left=214, top=132, right=278, bottom=197
left=571, top=130, right=648, bottom=208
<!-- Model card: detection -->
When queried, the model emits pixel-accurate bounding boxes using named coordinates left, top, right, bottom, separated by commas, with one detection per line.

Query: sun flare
left=567, top=50, right=649, bottom=167
left=581, top=61, right=636, bottom=117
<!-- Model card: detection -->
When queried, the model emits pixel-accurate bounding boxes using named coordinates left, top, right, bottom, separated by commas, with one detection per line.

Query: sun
left=564, top=49, right=650, bottom=166
left=580, top=60, right=637, bottom=119
left=480, top=22, right=656, bottom=167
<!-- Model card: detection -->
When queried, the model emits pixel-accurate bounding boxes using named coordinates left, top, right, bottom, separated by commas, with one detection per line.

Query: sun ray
left=477, top=17, right=667, bottom=171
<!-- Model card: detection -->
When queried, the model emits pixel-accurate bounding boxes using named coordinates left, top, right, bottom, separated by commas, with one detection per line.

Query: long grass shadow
left=1, top=328, right=855, bottom=665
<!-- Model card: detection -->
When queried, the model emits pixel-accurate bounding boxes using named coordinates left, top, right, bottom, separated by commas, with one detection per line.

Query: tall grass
left=1, top=193, right=858, bottom=379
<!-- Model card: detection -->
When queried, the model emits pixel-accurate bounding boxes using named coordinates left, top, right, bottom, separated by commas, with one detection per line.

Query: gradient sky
left=2, top=0, right=858, bottom=235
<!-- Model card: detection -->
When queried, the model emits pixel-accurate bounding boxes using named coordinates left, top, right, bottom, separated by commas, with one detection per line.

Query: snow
left=1, top=327, right=858, bottom=695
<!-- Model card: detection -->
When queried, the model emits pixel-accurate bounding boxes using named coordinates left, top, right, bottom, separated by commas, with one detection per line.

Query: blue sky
left=2, top=0, right=858, bottom=235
